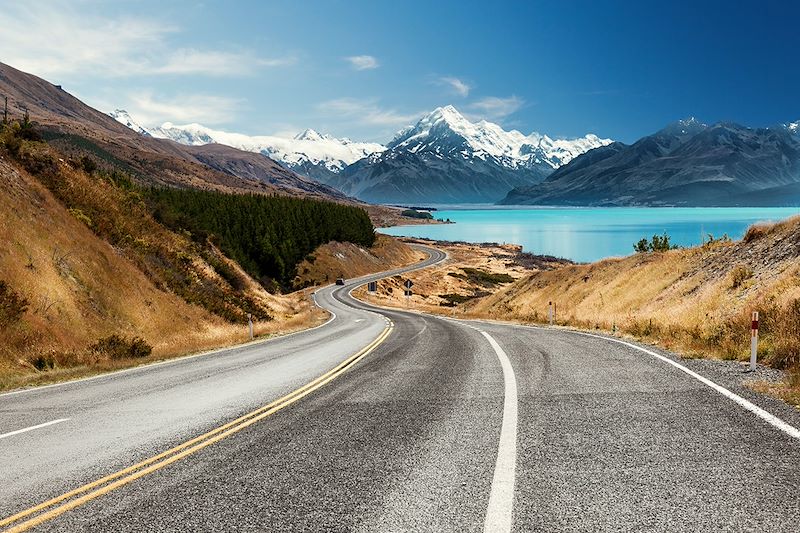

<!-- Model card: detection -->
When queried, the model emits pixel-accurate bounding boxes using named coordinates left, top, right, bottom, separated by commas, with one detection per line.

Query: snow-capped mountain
left=330, top=106, right=612, bottom=203
left=388, top=105, right=610, bottom=170
left=109, top=109, right=151, bottom=136
left=108, top=110, right=385, bottom=182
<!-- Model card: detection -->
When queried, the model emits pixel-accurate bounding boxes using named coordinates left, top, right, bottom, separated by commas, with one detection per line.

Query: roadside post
left=749, top=311, right=759, bottom=372
left=404, top=279, right=413, bottom=305
left=248, top=313, right=253, bottom=341
left=548, top=301, right=554, bottom=326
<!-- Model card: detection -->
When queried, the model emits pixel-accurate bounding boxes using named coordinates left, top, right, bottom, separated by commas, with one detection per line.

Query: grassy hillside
left=468, top=218, right=800, bottom=405
left=0, top=119, right=408, bottom=391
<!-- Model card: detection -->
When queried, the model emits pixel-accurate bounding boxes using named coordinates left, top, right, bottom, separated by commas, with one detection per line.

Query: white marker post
left=548, top=301, right=554, bottom=326
left=248, top=313, right=253, bottom=341
left=749, top=311, right=759, bottom=372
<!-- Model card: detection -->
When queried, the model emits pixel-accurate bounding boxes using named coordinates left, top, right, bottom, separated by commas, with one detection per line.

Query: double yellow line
left=1, top=324, right=393, bottom=533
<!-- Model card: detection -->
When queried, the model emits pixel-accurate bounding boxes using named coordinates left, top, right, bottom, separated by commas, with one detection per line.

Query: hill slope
left=501, top=118, right=800, bottom=206
left=0, top=125, right=416, bottom=390
left=0, top=62, right=340, bottom=200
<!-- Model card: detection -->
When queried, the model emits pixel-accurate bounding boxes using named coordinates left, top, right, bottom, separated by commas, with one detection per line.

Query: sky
left=0, top=0, right=798, bottom=143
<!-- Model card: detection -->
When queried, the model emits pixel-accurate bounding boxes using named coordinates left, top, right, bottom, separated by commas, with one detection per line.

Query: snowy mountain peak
left=784, top=121, right=799, bottom=135
left=109, top=109, right=150, bottom=136
left=660, top=116, right=709, bottom=137
left=294, top=128, right=328, bottom=142
left=388, top=105, right=611, bottom=170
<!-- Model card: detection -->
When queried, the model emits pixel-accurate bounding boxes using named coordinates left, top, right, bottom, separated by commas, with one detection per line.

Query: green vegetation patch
left=633, top=232, right=679, bottom=253
left=460, top=267, right=515, bottom=286
left=401, top=209, right=434, bottom=220
left=145, top=187, right=376, bottom=288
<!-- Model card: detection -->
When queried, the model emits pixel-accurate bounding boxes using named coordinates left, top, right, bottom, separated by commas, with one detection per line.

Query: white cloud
left=155, top=49, right=296, bottom=76
left=344, top=55, right=379, bottom=71
left=316, top=98, right=418, bottom=127
left=466, top=96, right=525, bottom=121
left=0, top=2, right=291, bottom=79
left=126, top=92, right=243, bottom=126
left=437, top=76, right=471, bottom=97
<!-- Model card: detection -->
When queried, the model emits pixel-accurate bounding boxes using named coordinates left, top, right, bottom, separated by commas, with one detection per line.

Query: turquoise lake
left=380, top=207, right=800, bottom=263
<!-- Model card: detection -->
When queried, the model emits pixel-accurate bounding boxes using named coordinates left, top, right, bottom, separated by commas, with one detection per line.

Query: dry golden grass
left=0, top=150, right=389, bottom=391
left=293, top=234, right=424, bottom=288
left=354, top=240, right=545, bottom=314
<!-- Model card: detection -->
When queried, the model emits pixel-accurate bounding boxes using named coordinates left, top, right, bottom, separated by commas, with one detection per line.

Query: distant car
left=335, top=278, right=345, bottom=286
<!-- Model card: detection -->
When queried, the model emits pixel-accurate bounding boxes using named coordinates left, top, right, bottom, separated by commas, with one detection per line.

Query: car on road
left=335, top=278, right=345, bottom=285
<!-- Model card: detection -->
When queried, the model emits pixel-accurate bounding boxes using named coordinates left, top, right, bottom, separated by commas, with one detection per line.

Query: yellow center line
left=1, top=325, right=393, bottom=533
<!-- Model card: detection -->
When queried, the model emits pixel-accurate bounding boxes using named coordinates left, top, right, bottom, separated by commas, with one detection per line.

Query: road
left=1, top=245, right=799, bottom=532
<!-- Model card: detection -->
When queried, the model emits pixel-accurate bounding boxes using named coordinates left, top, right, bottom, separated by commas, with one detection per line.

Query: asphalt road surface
left=1, top=245, right=799, bottom=532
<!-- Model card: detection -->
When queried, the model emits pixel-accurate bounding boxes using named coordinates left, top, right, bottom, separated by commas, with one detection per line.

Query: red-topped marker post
left=749, top=311, right=759, bottom=372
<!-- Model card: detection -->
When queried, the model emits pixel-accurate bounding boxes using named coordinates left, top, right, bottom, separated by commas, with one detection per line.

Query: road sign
left=367, top=281, right=377, bottom=293
left=404, top=279, right=414, bottom=289
left=404, top=289, right=412, bottom=298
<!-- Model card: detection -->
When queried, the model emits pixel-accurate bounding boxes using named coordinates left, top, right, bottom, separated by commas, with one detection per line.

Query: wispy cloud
left=437, top=76, right=471, bottom=97
left=344, top=55, right=379, bottom=71
left=155, top=49, right=296, bottom=76
left=466, top=96, right=525, bottom=121
left=316, top=97, right=418, bottom=127
left=126, top=92, right=243, bottom=126
left=0, top=2, right=291, bottom=79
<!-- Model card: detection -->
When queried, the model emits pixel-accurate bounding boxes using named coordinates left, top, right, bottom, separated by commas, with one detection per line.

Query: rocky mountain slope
left=0, top=62, right=340, bottom=200
left=501, top=118, right=800, bottom=206
left=329, top=106, right=611, bottom=203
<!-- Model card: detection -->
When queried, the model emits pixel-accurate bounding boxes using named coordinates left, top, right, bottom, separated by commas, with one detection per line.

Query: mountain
left=139, top=120, right=385, bottom=182
left=500, top=118, right=800, bottom=206
left=109, top=109, right=151, bottom=136
left=328, top=106, right=612, bottom=204
left=0, top=61, right=341, bottom=201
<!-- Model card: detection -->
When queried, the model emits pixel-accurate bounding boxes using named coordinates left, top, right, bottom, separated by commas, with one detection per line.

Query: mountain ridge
left=500, top=118, right=800, bottom=206
left=114, top=105, right=611, bottom=203
left=330, top=106, right=612, bottom=203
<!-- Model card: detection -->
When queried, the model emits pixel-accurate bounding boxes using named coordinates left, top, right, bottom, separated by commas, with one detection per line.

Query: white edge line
left=479, top=330, right=518, bottom=533
left=0, top=299, right=340, bottom=400
left=0, top=418, right=70, bottom=440
left=571, top=331, right=800, bottom=441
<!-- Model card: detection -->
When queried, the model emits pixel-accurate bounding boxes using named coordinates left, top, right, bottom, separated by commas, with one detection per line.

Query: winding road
left=1, top=245, right=799, bottom=532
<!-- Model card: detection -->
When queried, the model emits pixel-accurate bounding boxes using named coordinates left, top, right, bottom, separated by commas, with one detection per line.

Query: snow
left=108, top=109, right=151, bottom=136
left=387, top=106, right=612, bottom=169
left=110, top=111, right=385, bottom=174
left=109, top=106, right=611, bottom=175
left=148, top=123, right=385, bottom=172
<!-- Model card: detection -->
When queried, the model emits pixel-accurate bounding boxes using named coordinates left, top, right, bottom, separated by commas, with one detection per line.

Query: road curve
left=2, top=245, right=800, bottom=532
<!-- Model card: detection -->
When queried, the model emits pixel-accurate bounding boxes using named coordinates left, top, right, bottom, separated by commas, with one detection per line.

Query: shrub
left=743, top=224, right=768, bottom=243
left=633, top=232, right=678, bottom=253
left=0, top=281, right=29, bottom=327
left=30, top=353, right=56, bottom=371
left=730, top=265, right=754, bottom=289
left=90, top=334, right=152, bottom=360
left=80, top=155, right=98, bottom=174
left=460, top=268, right=515, bottom=285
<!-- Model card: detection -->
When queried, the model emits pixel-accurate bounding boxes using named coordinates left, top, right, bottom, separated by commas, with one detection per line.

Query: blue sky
left=1, top=0, right=798, bottom=143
